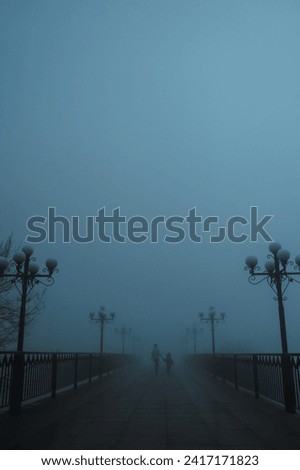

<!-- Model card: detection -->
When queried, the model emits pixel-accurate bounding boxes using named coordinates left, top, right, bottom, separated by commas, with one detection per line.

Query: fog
left=1, top=0, right=300, bottom=359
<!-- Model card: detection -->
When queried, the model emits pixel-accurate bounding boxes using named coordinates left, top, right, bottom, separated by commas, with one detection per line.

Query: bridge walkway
left=1, top=365, right=300, bottom=449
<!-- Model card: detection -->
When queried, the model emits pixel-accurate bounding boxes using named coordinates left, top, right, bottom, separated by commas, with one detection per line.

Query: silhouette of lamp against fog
left=245, top=241, right=300, bottom=413
left=199, top=307, right=225, bottom=355
left=0, top=245, right=58, bottom=415
left=0, top=245, right=58, bottom=352
left=90, top=306, right=115, bottom=355
left=115, top=326, right=132, bottom=355
left=186, top=324, right=202, bottom=354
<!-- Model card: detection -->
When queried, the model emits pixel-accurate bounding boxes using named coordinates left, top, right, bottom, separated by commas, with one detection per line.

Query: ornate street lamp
left=90, top=306, right=115, bottom=355
left=199, top=306, right=225, bottom=355
left=245, top=242, right=300, bottom=412
left=115, top=326, right=131, bottom=355
left=245, top=242, right=300, bottom=355
left=0, top=245, right=58, bottom=414
left=186, top=324, right=202, bottom=354
left=0, top=245, right=58, bottom=352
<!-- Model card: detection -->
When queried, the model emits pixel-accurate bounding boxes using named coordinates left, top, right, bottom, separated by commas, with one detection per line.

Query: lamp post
left=115, top=326, right=131, bottom=355
left=199, top=307, right=225, bottom=355
left=187, top=324, right=202, bottom=354
left=0, top=245, right=58, bottom=414
left=245, top=242, right=300, bottom=413
left=0, top=245, right=58, bottom=352
left=90, top=306, right=115, bottom=355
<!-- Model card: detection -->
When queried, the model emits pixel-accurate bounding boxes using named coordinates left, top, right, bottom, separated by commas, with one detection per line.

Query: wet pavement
left=1, top=364, right=300, bottom=449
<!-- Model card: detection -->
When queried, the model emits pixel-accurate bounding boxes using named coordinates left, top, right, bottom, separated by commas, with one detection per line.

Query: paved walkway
left=1, top=364, right=300, bottom=449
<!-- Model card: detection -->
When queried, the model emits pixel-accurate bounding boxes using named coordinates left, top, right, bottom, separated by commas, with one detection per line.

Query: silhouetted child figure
left=164, top=353, right=174, bottom=376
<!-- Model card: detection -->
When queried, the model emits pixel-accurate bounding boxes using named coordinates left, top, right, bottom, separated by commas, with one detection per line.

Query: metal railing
left=184, top=353, right=300, bottom=411
left=0, top=351, right=135, bottom=413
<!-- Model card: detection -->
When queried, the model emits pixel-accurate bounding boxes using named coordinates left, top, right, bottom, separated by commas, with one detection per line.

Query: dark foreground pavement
left=1, top=364, right=300, bottom=449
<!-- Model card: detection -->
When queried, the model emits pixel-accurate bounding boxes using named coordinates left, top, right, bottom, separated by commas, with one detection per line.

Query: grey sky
left=1, top=0, right=300, bottom=356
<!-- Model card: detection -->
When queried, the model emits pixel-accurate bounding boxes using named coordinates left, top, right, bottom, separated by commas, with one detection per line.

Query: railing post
left=212, top=354, right=216, bottom=378
left=281, top=353, right=296, bottom=413
left=51, top=353, right=58, bottom=398
left=253, top=354, right=259, bottom=399
left=106, top=356, right=111, bottom=376
left=222, top=354, right=226, bottom=382
left=234, top=354, right=238, bottom=390
left=9, top=352, right=25, bottom=415
left=99, top=354, right=103, bottom=378
left=74, top=353, right=78, bottom=389
left=88, top=353, right=92, bottom=383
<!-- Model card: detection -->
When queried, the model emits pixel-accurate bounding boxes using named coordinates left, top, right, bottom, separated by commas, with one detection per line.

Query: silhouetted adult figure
left=151, top=343, right=161, bottom=375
